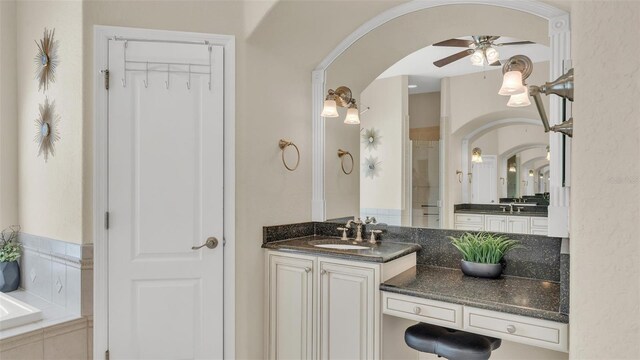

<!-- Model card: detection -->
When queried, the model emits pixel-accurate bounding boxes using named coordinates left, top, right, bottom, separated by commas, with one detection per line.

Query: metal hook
left=121, top=41, right=128, bottom=87
left=165, top=64, right=170, bottom=89
left=187, top=64, right=191, bottom=90
left=143, top=61, right=149, bottom=88
left=208, top=45, right=212, bottom=91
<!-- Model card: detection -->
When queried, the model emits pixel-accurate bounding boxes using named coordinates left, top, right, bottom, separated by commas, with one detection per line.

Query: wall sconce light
left=471, top=147, right=483, bottom=163
left=508, top=163, right=517, bottom=173
left=321, top=86, right=366, bottom=125
left=529, top=169, right=534, bottom=177
left=546, top=145, right=550, bottom=161
left=498, top=55, right=574, bottom=137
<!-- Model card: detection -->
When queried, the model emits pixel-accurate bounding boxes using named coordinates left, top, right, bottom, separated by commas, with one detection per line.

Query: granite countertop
left=455, top=209, right=548, bottom=217
left=380, top=265, right=568, bottom=323
left=262, top=235, right=421, bottom=263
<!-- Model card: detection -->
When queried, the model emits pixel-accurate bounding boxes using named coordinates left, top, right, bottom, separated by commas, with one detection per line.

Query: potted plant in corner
left=450, top=232, right=521, bottom=279
left=0, top=225, right=22, bottom=292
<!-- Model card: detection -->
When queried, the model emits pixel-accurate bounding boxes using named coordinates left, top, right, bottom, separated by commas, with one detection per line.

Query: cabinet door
left=507, top=217, right=530, bottom=234
left=485, top=215, right=507, bottom=232
left=268, top=254, right=314, bottom=360
left=319, top=261, right=376, bottom=360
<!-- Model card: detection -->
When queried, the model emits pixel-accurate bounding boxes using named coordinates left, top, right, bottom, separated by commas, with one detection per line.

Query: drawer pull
left=414, top=306, right=421, bottom=314
left=304, top=267, right=311, bottom=273
left=507, top=325, right=516, bottom=334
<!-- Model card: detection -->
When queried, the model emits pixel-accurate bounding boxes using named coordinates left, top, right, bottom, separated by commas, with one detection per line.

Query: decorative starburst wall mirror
left=361, top=128, right=381, bottom=151
left=35, top=98, right=61, bottom=162
left=34, top=28, right=59, bottom=92
left=363, top=155, right=382, bottom=179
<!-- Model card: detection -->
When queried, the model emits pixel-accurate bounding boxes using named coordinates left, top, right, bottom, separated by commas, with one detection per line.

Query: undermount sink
left=314, top=243, right=370, bottom=250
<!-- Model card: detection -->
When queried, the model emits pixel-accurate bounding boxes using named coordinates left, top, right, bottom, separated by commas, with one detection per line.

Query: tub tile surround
left=17, top=233, right=93, bottom=317
left=0, top=234, right=93, bottom=358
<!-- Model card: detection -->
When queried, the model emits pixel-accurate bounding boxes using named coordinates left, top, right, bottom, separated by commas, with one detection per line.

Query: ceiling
left=377, top=36, right=550, bottom=94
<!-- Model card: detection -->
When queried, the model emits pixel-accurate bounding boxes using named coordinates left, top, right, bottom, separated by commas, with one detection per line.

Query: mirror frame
left=311, top=0, right=571, bottom=237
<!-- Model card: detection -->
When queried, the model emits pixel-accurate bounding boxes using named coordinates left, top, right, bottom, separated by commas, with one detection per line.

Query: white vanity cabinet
left=267, top=253, right=315, bottom=360
left=484, top=215, right=507, bottom=232
left=265, top=250, right=416, bottom=360
left=455, top=213, right=546, bottom=235
left=507, top=216, right=530, bottom=234
left=319, top=261, right=376, bottom=360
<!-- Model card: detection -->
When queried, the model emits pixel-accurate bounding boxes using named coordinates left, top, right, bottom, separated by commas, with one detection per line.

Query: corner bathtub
left=0, top=292, right=42, bottom=330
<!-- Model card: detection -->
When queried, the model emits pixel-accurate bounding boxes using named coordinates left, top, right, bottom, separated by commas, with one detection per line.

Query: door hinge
left=105, top=350, right=110, bottom=360
left=101, top=69, right=110, bottom=90
left=105, top=211, right=110, bottom=230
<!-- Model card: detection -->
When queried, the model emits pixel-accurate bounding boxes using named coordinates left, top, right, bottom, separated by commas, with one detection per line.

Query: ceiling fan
left=432, top=36, right=534, bottom=68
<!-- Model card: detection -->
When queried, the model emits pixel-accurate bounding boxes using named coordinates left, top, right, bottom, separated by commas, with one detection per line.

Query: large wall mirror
left=313, top=2, right=571, bottom=237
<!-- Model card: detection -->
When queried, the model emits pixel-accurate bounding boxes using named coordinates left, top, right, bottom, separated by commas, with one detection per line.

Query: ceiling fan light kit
left=432, top=35, right=534, bottom=68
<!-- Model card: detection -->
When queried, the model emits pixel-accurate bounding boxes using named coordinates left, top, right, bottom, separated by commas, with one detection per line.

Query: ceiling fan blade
left=488, top=35, right=501, bottom=42
left=433, top=49, right=473, bottom=68
left=496, top=41, right=535, bottom=46
left=490, top=60, right=502, bottom=66
left=432, top=38, right=474, bottom=47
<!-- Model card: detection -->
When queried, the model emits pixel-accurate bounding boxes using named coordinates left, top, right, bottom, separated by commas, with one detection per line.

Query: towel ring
left=279, top=139, right=300, bottom=171
left=456, top=170, right=463, bottom=183
left=337, top=149, right=354, bottom=175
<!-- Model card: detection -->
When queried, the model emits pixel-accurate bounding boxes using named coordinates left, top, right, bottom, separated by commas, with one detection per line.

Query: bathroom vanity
left=454, top=204, right=549, bottom=235
left=263, top=237, right=419, bottom=360
left=262, top=222, right=569, bottom=359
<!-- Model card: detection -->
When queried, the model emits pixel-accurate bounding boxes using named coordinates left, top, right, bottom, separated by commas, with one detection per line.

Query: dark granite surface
left=454, top=203, right=548, bottom=217
left=264, top=222, right=562, bottom=282
left=560, top=254, right=570, bottom=314
left=381, top=265, right=568, bottom=323
left=454, top=209, right=548, bottom=217
left=262, top=235, right=421, bottom=263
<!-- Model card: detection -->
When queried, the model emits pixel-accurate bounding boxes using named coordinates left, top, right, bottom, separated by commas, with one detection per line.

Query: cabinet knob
left=413, top=306, right=421, bottom=314
left=506, top=325, right=516, bottom=334
left=320, top=269, right=327, bottom=275
left=304, top=267, right=311, bottom=273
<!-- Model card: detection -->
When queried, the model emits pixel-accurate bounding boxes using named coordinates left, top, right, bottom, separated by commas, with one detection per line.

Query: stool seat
left=405, top=323, right=501, bottom=360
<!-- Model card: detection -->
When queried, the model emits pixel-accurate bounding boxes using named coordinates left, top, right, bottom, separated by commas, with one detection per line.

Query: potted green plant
left=449, top=232, right=521, bottom=279
left=0, top=225, right=22, bottom=292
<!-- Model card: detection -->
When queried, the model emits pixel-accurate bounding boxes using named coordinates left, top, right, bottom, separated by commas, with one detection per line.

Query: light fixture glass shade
left=485, top=47, right=499, bottom=63
left=321, top=99, right=339, bottom=117
left=344, top=107, right=360, bottom=125
left=529, top=169, right=534, bottom=177
left=508, top=164, right=517, bottom=173
left=470, top=50, right=484, bottom=66
left=498, top=71, right=526, bottom=96
left=471, top=147, right=483, bottom=163
left=507, top=86, right=531, bottom=107
left=546, top=146, right=550, bottom=160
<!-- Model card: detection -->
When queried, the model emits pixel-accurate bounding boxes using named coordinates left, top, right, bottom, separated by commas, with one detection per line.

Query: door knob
left=192, top=237, right=219, bottom=250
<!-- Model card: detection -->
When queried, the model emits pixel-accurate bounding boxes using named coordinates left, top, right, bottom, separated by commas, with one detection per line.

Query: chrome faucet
left=346, top=218, right=364, bottom=242
left=346, top=217, right=377, bottom=242
left=508, top=203, right=515, bottom=214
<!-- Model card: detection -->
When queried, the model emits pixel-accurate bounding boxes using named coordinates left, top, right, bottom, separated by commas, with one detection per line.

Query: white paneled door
left=471, top=155, right=498, bottom=204
left=107, top=39, right=224, bottom=359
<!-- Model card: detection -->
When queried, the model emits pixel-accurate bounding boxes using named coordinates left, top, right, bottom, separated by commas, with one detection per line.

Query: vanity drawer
left=454, top=214, right=484, bottom=224
left=463, top=307, right=568, bottom=352
left=531, top=217, right=549, bottom=228
left=382, top=292, right=463, bottom=329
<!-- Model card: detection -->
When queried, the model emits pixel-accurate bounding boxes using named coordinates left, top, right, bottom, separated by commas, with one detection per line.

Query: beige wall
left=360, top=76, right=407, bottom=212
left=570, top=1, right=640, bottom=358
left=16, top=0, right=84, bottom=243
left=409, top=92, right=440, bottom=129
left=0, top=0, right=18, bottom=229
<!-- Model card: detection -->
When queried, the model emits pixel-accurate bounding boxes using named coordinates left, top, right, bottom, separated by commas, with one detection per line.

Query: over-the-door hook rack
left=143, top=62, right=149, bottom=88
left=187, top=64, right=191, bottom=90
left=337, top=149, right=354, bottom=175
left=279, top=139, right=300, bottom=172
